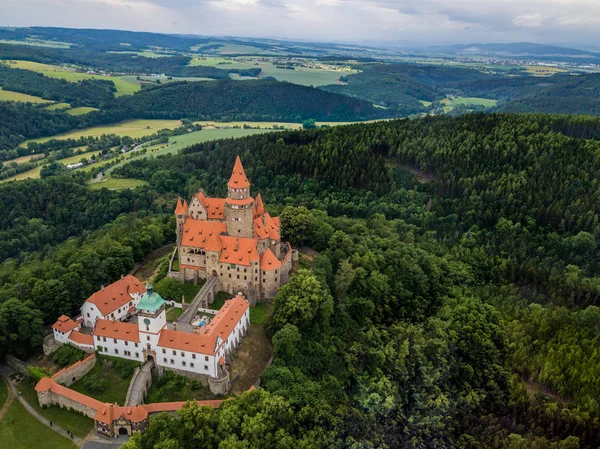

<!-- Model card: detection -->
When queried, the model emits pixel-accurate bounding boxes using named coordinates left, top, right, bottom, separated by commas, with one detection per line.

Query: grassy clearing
left=0, top=87, right=51, bottom=103
left=250, top=302, right=267, bottom=325
left=0, top=39, right=72, bottom=49
left=20, top=119, right=182, bottom=146
left=209, top=291, right=234, bottom=310
left=66, top=107, right=99, bottom=116
left=166, top=307, right=184, bottom=321
left=120, top=75, right=215, bottom=87
left=146, top=371, right=223, bottom=403
left=89, top=177, right=148, bottom=190
left=18, top=378, right=94, bottom=438
left=5, top=60, right=140, bottom=96
left=230, top=324, right=274, bottom=395
left=523, top=65, right=567, bottom=76
left=70, top=358, right=136, bottom=405
left=0, top=399, right=77, bottom=449
left=419, top=100, right=433, bottom=107
left=180, top=282, right=204, bottom=303
left=44, top=102, right=71, bottom=111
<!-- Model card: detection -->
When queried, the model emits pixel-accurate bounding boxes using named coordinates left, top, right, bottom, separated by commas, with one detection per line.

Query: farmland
left=0, top=87, right=51, bottom=103
left=19, top=119, right=183, bottom=146
left=89, top=177, right=148, bottom=190
left=65, top=107, right=99, bottom=115
left=4, top=60, right=141, bottom=95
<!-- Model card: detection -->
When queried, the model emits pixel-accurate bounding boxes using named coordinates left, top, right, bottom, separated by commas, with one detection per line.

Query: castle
left=175, top=156, right=292, bottom=302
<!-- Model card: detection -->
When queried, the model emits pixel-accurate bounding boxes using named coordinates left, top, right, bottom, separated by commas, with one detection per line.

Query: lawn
left=145, top=371, right=224, bottom=403
left=0, top=377, right=7, bottom=409
left=0, top=87, right=51, bottom=103
left=166, top=307, right=183, bottom=321
left=44, top=102, right=71, bottom=110
left=5, top=60, right=140, bottom=96
left=180, top=282, right=204, bottom=303
left=441, top=96, right=498, bottom=111
left=66, top=107, right=99, bottom=116
left=70, top=358, right=136, bottom=405
left=250, top=302, right=268, bottom=325
left=89, top=177, right=149, bottom=190
left=230, top=324, right=273, bottom=395
left=209, top=291, right=233, bottom=310
left=19, top=119, right=182, bottom=146
left=0, top=399, right=77, bottom=449
left=18, top=378, right=94, bottom=438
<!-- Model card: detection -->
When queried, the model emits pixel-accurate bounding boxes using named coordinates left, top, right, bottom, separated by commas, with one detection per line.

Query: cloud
left=0, top=0, right=599, bottom=46
left=512, top=13, right=544, bottom=27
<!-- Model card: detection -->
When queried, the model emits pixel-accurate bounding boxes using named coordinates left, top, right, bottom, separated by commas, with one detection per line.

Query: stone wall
left=5, top=355, right=29, bottom=375
left=51, top=353, right=96, bottom=387
left=47, top=390, right=98, bottom=419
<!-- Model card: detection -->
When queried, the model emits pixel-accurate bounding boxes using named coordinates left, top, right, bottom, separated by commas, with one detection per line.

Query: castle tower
left=174, top=197, right=188, bottom=244
left=225, top=156, right=254, bottom=239
left=137, top=283, right=167, bottom=360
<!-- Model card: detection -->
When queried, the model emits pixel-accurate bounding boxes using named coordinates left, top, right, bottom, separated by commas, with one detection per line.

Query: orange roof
left=94, top=404, right=148, bottom=425
left=225, top=197, right=254, bottom=206
left=93, top=319, right=140, bottom=343
left=35, top=377, right=104, bottom=410
left=197, top=193, right=226, bottom=220
left=174, top=197, right=188, bottom=215
left=52, top=315, right=79, bottom=333
left=203, top=294, right=249, bottom=350
left=181, top=219, right=227, bottom=250
left=68, top=331, right=94, bottom=346
left=254, top=193, right=265, bottom=218
left=157, top=328, right=214, bottom=354
left=264, top=213, right=281, bottom=240
left=85, top=275, right=145, bottom=317
left=218, top=356, right=225, bottom=366
left=228, top=156, right=250, bottom=189
left=52, top=354, right=95, bottom=380
left=219, top=236, right=259, bottom=266
left=260, top=248, right=282, bottom=271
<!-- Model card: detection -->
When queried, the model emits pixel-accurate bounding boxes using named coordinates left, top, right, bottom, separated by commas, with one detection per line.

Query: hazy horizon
left=1, top=0, right=599, bottom=48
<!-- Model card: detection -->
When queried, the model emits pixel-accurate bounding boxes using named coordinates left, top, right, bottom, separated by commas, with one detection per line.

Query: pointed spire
left=255, top=193, right=265, bottom=217
left=228, top=156, right=250, bottom=189
left=175, top=196, right=187, bottom=215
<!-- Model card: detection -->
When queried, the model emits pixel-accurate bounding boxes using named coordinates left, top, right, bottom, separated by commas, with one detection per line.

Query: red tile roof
left=51, top=354, right=95, bottom=380
left=174, top=197, right=188, bottom=215
left=35, top=378, right=105, bottom=410
left=85, top=275, right=145, bottom=317
left=196, top=192, right=226, bottom=220
left=203, top=294, right=249, bottom=351
left=68, top=330, right=94, bottom=346
left=93, top=319, right=140, bottom=343
left=52, top=315, right=79, bottom=333
left=181, top=219, right=227, bottom=250
left=219, top=236, right=259, bottom=266
left=228, top=156, right=250, bottom=189
left=260, top=248, right=282, bottom=270
left=225, top=197, right=254, bottom=206
left=253, top=193, right=265, bottom=218
left=157, top=328, right=214, bottom=354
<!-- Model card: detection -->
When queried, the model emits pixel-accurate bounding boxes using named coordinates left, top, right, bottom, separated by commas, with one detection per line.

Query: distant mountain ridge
left=429, top=42, right=598, bottom=57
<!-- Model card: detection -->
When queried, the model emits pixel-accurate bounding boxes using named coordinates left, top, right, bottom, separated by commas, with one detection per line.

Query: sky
left=1, top=0, right=600, bottom=47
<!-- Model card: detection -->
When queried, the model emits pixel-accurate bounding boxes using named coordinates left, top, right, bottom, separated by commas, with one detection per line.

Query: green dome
left=137, top=284, right=166, bottom=313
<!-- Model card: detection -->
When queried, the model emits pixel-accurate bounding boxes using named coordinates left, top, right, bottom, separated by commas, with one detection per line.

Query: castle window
left=113, top=338, right=117, bottom=344
left=103, top=337, right=106, bottom=342
left=87, top=313, right=90, bottom=317
left=229, top=274, right=231, bottom=278
left=170, top=359, right=174, bottom=364
left=244, top=276, right=247, bottom=280
left=190, top=363, right=194, bottom=368
left=192, top=354, right=196, bottom=359
left=163, top=358, right=167, bottom=363
left=181, top=352, right=185, bottom=357
left=255, top=277, right=258, bottom=281
left=135, top=343, right=138, bottom=348
left=125, top=341, right=128, bottom=346
left=275, top=277, right=278, bottom=282
left=135, top=353, right=139, bottom=358
left=146, top=326, right=149, bottom=332
left=114, top=349, right=119, bottom=354
left=147, top=336, right=150, bottom=341
left=244, top=268, right=247, bottom=273
left=205, top=356, right=209, bottom=361
left=263, top=279, right=265, bottom=283
left=237, top=275, right=239, bottom=279
left=204, top=365, right=209, bottom=371
left=104, top=346, right=108, bottom=352
left=182, top=361, right=186, bottom=367
left=173, top=350, right=176, bottom=355
left=275, top=270, right=278, bottom=274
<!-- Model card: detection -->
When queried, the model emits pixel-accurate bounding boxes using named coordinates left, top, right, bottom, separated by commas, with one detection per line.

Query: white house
left=52, top=315, right=82, bottom=344
left=81, top=275, right=146, bottom=327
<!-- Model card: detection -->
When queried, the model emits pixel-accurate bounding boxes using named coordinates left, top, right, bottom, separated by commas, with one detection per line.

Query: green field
left=0, top=39, right=72, bottom=49
left=66, top=107, right=99, bottom=116
left=18, top=379, right=94, bottom=438
left=20, top=119, right=182, bottom=146
left=0, top=87, right=51, bottom=103
left=70, top=361, right=133, bottom=404
left=89, top=177, right=149, bottom=190
left=189, top=56, right=351, bottom=86
left=5, top=60, right=141, bottom=96
left=447, top=97, right=498, bottom=107
left=166, top=307, right=183, bottom=321
left=0, top=399, right=77, bottom=449
left=44, top=102, right=71, bottom=111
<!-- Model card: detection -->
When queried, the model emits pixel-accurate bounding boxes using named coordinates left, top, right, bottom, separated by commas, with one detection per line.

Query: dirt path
left=0, top=377, right=15, bottom=420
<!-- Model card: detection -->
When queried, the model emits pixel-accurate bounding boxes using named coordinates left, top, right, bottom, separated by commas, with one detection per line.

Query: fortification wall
left=47, top=390, right=98, bottom=419
left=5, top=355, right=29, bottom=375
left=51, top=354, right=96, bottom=387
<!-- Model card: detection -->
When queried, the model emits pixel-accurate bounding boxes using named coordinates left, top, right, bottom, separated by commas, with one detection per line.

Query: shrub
left=27, top=366, right=50, bottom=382
left=52, top=344, right=85, bottom=367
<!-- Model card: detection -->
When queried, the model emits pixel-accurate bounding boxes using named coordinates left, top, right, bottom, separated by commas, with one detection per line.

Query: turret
left=225, top=156, right=254, bottom=238
left=174, top=197, right=188, bottom=244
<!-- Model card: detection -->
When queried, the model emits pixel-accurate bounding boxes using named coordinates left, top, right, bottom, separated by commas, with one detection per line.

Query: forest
left=1, top=113, right=599, bottom=448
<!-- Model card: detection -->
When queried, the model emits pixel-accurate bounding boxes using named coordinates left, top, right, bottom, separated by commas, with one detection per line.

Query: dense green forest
left=0, top=65, right=116, bottom=107
left=1, top=113, right=600, bottom=447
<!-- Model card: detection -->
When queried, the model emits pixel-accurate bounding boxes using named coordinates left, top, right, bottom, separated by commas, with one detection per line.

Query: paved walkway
left=178, top=276, right=217, bottom=333
left=0, top=368, right=84, bottom=446
left=125, top=360, right=153, bottom=406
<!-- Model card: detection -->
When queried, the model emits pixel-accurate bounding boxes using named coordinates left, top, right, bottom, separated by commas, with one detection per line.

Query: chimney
left=101, top=285, right=105, bottom=290
left=181, top=295, right=185, bottom=305
left=262, top=215, right=266, bottom=226
left=235, top=239, right=239, bottom=251
left=173, top=322, right=178, bottom=331
left=120, top=274, right=124, bottom=279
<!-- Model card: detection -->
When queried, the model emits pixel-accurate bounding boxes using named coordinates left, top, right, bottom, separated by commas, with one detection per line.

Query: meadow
left=0, top=87, right=51, bottom=103
left=66, top=107, right=99, bottom=115
left=19, top=119, right=183, bottom=146
left=89, top=177, right=149, bottom=190
left=44, top=102, right=71, bottom=110
left=5, top=60, right=141, bottom=95
left=189, top=56, right=350, bottom=86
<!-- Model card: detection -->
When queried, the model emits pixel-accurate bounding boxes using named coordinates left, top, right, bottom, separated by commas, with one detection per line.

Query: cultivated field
left=19, top=119, right=183, bottom=146
left=441, top=96, right=498, bottom=112
left=89, top=177, right=149, bottom=190
left=523, top=65, right=568, bottom=76
left=44, top=102, right=71, bottom=110
left=0, top=38, right=73, bottom=49
left=66, top=107, right=99, bottom=115
left=5, top=60, right=141, bottom=95
left=0, top=87, right=51, bottom=103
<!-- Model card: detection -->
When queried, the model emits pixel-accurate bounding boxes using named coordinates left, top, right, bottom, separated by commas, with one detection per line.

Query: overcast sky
left=1, top=0, right=600, bottom=47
